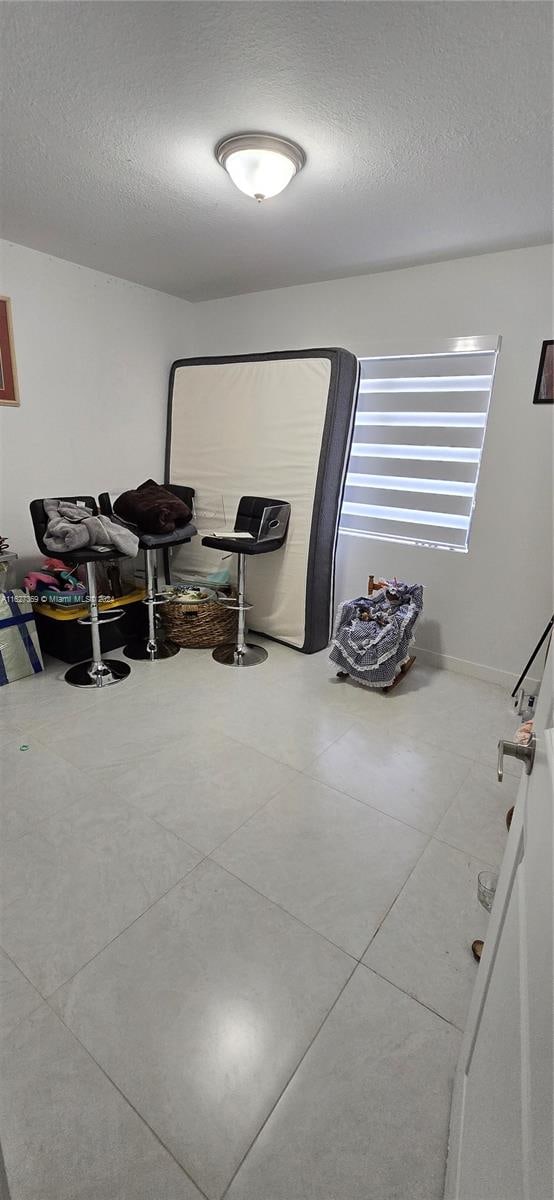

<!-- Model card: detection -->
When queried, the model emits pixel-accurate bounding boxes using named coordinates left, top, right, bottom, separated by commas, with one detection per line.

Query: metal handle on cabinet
left=497, top=735, right=536, bottom=782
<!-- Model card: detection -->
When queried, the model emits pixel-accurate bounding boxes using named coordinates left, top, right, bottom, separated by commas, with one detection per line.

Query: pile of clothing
left=41, top=481, right=193, bottom=562
left=23, top=558, right=86, bottom=605
left=330, top=580, right=424, bottom=688
left=113, top=479, right=192, bottom=534
left=43, top=499, right=139, bottom=556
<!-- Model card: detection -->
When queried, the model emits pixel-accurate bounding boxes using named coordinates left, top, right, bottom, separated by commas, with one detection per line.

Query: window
left=340, top=336, right=500, bottom=552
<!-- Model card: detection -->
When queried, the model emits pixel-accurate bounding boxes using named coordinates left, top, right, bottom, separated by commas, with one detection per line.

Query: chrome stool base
left=64, top=658, right=131, bottom=688
left=212, top=642, right=268, bottom=667
left=213, top=553, right=268, bottom=668
left=124, top=638, right=180, bottom=661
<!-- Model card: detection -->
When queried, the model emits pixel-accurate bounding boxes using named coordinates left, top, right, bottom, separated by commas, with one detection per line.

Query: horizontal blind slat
left=342, top=500, right=470, bottom=530
left=344, top=487, right=472, bottom=518
left=339, top=518, right=469, bottom=551
left=354, top=425, right=485, bottom=449
left=355, top=390, right=490, bottom=415
left=345, top=465, right=477, bottom=489
left=359, top=377, right=491, bottom=393
left=355, top=411, right=487, bottom=427
left=342, top=477, right=474, bottom=506
left=349, top=442, right=481, bottom=463
left=360, top=353, right=495, bottom=381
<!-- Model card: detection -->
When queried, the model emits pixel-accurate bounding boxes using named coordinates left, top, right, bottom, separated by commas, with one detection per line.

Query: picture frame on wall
left=533, top=339, right=553, bottom=404
left=0, top=296, right=20, bottom=407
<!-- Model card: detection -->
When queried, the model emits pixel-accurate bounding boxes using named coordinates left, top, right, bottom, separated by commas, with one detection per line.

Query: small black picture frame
left=533, top=340, right=554, bottom=404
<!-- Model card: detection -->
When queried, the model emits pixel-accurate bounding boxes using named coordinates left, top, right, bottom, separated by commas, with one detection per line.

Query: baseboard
left=413, top=644, right=541, bottom=692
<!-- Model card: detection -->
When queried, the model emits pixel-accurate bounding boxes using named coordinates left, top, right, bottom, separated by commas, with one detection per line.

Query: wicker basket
left=160, top=587, right=238, bottom=649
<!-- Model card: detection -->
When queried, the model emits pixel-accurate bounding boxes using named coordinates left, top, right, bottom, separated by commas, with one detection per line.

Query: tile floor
left=0, top=641, right=522, bottom=1200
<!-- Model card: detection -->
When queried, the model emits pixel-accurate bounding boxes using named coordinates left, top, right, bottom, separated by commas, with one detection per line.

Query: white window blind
left=340, top=336, right=500, bottom=552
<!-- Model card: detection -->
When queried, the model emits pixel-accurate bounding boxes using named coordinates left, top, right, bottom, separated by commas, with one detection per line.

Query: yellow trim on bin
left=37, top=587, right=147, bottom=621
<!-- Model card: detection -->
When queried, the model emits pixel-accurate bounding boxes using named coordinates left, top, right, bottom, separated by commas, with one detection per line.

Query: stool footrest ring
left=216, top=596, right=253, bottom=612
left=77, top=608, right=125, bottom=627
left=142, top=593, right=170, bottom=607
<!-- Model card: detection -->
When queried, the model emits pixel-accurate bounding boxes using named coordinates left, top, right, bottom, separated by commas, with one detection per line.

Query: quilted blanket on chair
left=330, top=582, right=423, bottom=688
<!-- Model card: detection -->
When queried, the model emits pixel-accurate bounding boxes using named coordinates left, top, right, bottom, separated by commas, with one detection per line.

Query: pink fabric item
left=23, top=571, right=60, bottom=591
left=43, top=557, right=68, bottom=572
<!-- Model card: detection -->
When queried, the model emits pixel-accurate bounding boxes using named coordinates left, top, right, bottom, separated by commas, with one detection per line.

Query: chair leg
left=64, top=562, right=131, bottom=687
left=212, top=552, right=268, bottom=667
left=124, top=548, right=179, bottom=661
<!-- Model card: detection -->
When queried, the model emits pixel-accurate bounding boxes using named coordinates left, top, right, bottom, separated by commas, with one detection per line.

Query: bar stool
left=29, top=496, right=131, bottom=688
left=202, top=496, right=290, bottom=667
left=98, top=487, right=196, bottom=661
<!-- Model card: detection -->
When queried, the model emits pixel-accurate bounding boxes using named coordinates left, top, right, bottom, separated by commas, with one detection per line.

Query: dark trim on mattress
left=166, top=348, right=359, bottom=653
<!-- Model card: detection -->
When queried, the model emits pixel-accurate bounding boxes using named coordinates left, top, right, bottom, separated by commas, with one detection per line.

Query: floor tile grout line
left=0, top=797, right=79, bottom=849
left=357, top=823, right=498, bottom=965
left=301, top=714, right=481, bottom=824
left=23, top=728, right=201, bottom=774
left=42, top=1001, right=212, bottom=1200
left=205, top=858, right=359, bottom=964
left=2, top=781, right=201, bottom=858
left=33, top=854, right=209, bottom=1003
left=202, top=727, right=410, bottom=859
left=205, top=728, right=326, bottom=778
left=201, top=771, right=305, bottom=858
left=22, top=679, right=237, bottom=769
left=114, top=760, right=303, bottom=860
left=307, top=710, right=491, bottom=771
left=359, top=960, right=466, bottom=1034
left=123, top=805, right=208, bottom=857
left=6, top=791, right=204, bottom=865
left=431, top=829, right=501, bottom=873
left=355, top=831, right=433, bottom=961
left=323, top=698, right=519, bottom=771
left=219, top=957, right=360, bottom=1200
left=299, top=762, right=457, bottom=841
left=136, top=721, right=303, bottom=786
left=33, top=710, right=306, bottom=807
left=0, top=942, right=46, bottom=1024
left=204, top=710, right=361, bottom=775
left=0, top=943, right=39, bottom=993
left=209, top=798, right=434, bottom=962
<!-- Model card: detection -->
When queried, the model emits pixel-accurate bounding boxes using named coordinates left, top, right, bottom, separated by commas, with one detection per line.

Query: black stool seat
left=138, top=525, right=196, bottom=550
left=201, top=534, right=282, bottom=555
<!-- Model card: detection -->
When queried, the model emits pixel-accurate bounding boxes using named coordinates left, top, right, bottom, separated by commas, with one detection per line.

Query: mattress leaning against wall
left=165, top=349, right=359, bottom=652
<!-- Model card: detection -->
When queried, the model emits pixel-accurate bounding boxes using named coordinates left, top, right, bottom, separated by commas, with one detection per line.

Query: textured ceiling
left=1, top=1, right=552, bottom=300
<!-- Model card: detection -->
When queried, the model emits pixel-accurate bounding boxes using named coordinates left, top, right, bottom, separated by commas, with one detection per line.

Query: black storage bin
left=34, top=593, right=146, bottom=664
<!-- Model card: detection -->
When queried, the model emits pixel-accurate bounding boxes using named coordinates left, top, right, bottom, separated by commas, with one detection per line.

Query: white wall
left=193, top=246, right=554, bottom=685
left=0, top=241, right=195, bottom=573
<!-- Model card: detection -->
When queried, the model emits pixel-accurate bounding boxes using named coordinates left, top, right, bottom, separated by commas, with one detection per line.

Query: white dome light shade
left=225, top=147, right=296, bottom=200
left=216, top=133, right=306, bottom=201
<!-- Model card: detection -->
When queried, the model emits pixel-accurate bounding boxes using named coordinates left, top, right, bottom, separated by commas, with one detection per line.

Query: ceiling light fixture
left=215, top=132, right=306, bottom=202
